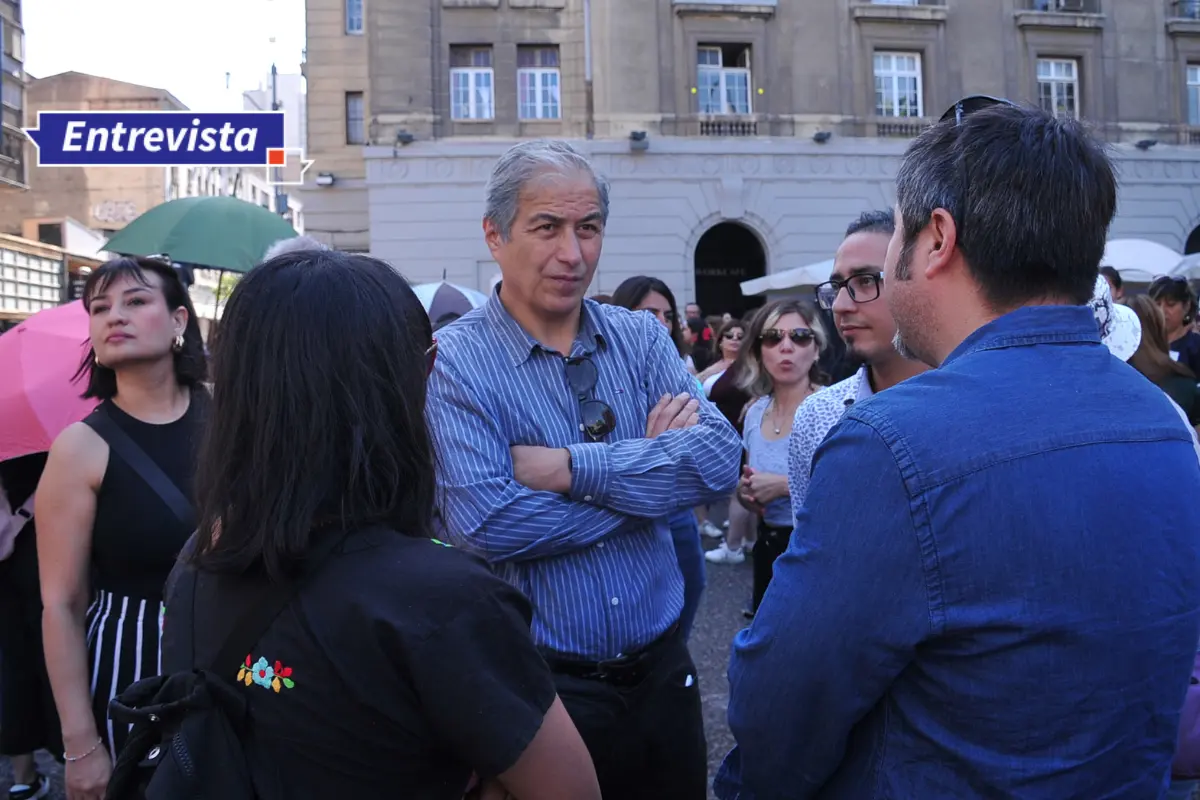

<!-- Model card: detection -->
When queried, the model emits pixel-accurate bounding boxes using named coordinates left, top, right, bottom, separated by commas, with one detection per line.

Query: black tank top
left=85, top=391, right=208, bottom=601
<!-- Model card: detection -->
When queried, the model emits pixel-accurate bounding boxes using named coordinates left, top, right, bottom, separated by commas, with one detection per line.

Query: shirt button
left=584, top=495, right=593, bottom=502
left=596, top=542, right=605, bottom=549
left=611, top=597, right=620, bottom=606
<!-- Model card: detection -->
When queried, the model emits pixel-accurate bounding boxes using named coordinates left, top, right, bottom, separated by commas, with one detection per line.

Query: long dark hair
left=1128, top=295, right=1196, bottom=384
left=74, top=257, right=206, bottom=399
left=611, top=276, right=683, bottom=354
left=190, top=250, right=438, bottom=580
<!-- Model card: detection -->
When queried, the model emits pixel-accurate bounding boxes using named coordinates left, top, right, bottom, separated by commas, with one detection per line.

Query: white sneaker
left=705, top=542, right=745, bottom=564
left=699, top=520, right=725, bottom=539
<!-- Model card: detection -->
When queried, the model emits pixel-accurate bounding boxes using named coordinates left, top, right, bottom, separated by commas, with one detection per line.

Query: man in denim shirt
left=716, top=100, right=1200, bottom=799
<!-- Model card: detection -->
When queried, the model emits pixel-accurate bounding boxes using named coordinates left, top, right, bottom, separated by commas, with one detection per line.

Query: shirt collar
left=853, top=365, right=874, bottom=402
left=484, top=282, right=608, bottom=367
left=942, top=305, right=1101, bottom=368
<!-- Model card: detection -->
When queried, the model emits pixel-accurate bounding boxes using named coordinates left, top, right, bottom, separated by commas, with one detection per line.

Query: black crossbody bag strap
left=84, top=409, right=195, bottom=531
left=208, top=532, right=348, bottom=674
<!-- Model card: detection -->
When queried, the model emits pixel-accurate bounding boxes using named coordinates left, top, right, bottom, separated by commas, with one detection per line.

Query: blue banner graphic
left=23, top=111, right=287, bottom=167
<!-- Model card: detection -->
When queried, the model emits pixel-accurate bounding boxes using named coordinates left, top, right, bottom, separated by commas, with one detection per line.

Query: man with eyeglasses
left=787, top=210, right=929, bottom=516
left=716, top=100, right=1200, bottom=799
left=426, top=139, right=741, bottom=800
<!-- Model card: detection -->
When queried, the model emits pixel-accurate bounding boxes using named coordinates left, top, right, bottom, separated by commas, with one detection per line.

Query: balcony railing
left=663, top=114, right=797, bottom=137
left=1170, top=0, right=1200, bottom=18
left=1021, top=0, right=1101, bottom=11
left=865, top=0, right=945, bottom=5
left=700, top=118, right=757, bottom=136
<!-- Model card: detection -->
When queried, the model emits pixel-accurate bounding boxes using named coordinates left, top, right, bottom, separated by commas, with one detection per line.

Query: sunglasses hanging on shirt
left=564, top=356, right=617, bottom=442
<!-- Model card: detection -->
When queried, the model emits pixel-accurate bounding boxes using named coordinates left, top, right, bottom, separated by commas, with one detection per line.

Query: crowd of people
left=2, top=96, right=1200, bottom=800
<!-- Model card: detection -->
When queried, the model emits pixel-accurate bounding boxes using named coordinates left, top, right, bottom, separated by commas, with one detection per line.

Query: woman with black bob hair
left=38, top=256, right=207, bottom=800
left=162, top=249, right=599, bottom=800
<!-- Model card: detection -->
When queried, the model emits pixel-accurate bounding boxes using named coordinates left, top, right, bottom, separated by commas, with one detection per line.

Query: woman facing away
left=611, top=276, right=706, bottom=640
left=161, top=249, right=600, bottom=799
left=732, top=300, right=827, bottom=614
left=37, top=257, right=208, bottom=800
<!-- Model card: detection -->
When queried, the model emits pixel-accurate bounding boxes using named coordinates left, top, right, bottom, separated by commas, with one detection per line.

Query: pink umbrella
left=0, top=301, right=99, bottom=462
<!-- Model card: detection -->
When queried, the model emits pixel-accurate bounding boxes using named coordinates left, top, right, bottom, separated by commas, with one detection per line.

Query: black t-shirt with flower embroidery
left=161, top=528, right=557, bottom=799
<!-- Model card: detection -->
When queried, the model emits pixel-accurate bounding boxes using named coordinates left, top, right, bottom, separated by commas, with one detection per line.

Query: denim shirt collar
left=942, top=305, right=1101, bottom=368
left=484, top=282, right=608, bottom=367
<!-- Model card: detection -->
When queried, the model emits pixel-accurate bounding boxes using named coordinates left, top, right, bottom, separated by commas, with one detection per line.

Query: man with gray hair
left=261, top=234, right=329, bottom=261
left=427, top=139, right=740, bottom=799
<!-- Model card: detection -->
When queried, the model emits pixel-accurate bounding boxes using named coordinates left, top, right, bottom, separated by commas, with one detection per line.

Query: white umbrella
left=1101, top=239, right=1183, bottom=283
left=1172, top=253, right=1200, bottom=281
left=740, top=258, right=836, bottom=296
left=411, top=281, right=489, bottom=321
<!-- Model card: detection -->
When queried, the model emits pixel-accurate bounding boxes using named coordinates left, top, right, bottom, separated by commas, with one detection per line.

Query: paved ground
left=0, top=543, right=752, bottom=799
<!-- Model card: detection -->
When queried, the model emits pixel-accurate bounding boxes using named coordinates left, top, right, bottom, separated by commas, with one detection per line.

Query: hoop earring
left=173, top=333, right=184, bottom=352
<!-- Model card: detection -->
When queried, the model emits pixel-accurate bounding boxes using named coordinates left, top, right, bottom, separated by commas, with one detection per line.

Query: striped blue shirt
left=427, top=289, right=741, bottom=659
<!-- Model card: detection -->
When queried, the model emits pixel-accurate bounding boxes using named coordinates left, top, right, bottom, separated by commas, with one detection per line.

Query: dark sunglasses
left=939, top=94, right=1014, bottom=125
left=426, top=337, right=438, bottom=377
left=564, top=356, right=616, bottom=442
left=759, top=327, right=816, bottom=348
left=722, top=330, right=744, bottom=341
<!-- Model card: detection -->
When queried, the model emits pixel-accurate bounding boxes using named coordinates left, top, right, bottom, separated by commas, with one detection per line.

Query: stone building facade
left=304, top=0, right=1200, bottom=311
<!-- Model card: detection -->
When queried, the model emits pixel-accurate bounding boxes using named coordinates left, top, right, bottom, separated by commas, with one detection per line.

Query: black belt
left=543, top=622, right=679, bottom=688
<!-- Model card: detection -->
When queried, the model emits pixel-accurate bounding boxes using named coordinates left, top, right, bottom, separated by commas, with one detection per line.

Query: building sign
left=92, top=200, right=138, bottom=225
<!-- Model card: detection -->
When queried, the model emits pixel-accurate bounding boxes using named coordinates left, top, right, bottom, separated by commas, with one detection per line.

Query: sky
left=22, top=0, right=306, bottom=112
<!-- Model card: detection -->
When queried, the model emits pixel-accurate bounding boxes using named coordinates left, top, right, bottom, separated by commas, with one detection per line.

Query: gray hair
left=262, top=235, right=330, bottom=261
left=484, top=139, right=610, bottom=241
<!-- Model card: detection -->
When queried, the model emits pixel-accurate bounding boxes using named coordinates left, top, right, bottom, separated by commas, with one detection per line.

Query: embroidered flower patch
left=237, top=654, right=295, bottom=693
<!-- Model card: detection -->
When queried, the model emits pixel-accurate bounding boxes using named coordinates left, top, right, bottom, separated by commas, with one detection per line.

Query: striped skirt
left=85, top=588, right=164, bottom=761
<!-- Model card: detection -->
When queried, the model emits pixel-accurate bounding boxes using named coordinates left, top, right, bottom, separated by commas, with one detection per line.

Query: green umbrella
left=102, top=196, right=298, bottom=273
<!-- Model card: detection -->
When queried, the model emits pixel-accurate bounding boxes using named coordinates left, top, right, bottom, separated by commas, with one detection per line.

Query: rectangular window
left=697, top=44, right=752, bottom=115
left=1188, top=65, right=1200, bottom=126
left=1037, top=58, right=1079, bottom=119
left=517, top=46, right=561, bottom=120
left=345, top=91, right=364, bottom=145
left=345, top=0, right=363, bottom=34
left=450, top=46, right=495, bottom=120
left=873, top=52, right=923, bottom=117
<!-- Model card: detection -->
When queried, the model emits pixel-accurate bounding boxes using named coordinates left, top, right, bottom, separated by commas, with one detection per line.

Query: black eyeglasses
left=939, top=95, right=1014, bottom=125
left=564, top=356, right=616, bottom=442
left=814, top=273, right=883, bottom=310
left=759, top=327, right=816, bottom=348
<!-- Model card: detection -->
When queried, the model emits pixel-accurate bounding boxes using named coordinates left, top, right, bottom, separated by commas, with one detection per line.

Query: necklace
left=770, top=385, right=814, bottom=434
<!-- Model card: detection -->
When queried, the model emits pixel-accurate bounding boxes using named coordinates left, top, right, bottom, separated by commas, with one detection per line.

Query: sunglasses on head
left=939, top=95, right=1015, bottom=125
left=759, top=327, right=816, bottom=348
left=564, top=356, right=616, bottom=442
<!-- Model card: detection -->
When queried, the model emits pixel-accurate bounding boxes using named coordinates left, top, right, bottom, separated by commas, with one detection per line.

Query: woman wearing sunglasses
left=734, top=299, right=828, bottom=615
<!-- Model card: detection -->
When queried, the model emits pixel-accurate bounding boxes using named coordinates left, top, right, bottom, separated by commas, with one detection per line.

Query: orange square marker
left=267, top=148, right=286, bottom=166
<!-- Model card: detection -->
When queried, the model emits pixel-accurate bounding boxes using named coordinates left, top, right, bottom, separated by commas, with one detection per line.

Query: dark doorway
left=693, top=222, right=766, bottom=320
left=1186, top=224, right=1200, bottom=256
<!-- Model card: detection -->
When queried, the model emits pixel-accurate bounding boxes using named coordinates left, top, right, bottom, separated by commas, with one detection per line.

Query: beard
left=892, top=330, right=925, bottom=363
left=888, top=241, right=937, bottom=366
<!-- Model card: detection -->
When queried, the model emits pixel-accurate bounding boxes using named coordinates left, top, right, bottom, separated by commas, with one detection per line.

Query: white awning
left=740, top=258, right=835, bottom=296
